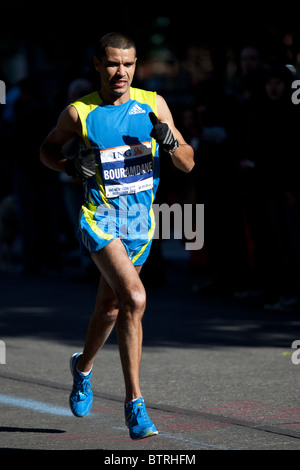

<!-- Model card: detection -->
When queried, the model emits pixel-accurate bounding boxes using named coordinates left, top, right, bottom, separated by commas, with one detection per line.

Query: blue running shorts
left=78, top=203, right=156, bottom=266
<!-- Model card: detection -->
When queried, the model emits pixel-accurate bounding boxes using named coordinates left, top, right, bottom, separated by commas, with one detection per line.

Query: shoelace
left=126, top=402, right=148, bottom=425
left=73, top=375, right=91, bottom=399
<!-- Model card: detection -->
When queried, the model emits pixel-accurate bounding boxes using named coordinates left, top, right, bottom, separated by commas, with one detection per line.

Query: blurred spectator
left=67, top=78, right=93, bottom=103
left=235, top=64, right=300, bottom=309
left=181, top=107, right=202, bottom=158
left=184, top=44, right=248, bottom=294
left=9, top=77, right=62, bottom=275
left=232, top=44, right=266, bottom=103
left=136, top=48, right=193, bottom=108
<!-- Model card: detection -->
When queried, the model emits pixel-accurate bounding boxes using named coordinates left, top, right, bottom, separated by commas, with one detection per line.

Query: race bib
left=100, top=141, right=153, bottom=198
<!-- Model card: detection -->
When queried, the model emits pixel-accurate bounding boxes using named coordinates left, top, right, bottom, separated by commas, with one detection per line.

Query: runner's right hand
left=64, top=139, right=96, bottom=179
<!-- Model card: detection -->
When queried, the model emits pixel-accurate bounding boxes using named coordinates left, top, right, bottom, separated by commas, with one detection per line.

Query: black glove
left=149, top=112, right=178, bottom=154
left=63, top=136, right=96, bottom=179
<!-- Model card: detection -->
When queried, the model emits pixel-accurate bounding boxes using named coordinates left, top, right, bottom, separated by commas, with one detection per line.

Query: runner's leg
left=78, top=238, right=145, bottom=403
left=76, top=274, right=119, bottom=373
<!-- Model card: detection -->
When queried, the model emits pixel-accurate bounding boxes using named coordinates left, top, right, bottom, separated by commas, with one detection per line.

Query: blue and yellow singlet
left=71, top=87, right=160, bottom=265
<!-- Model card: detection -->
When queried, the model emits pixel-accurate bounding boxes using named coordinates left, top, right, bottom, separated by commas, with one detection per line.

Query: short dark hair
left=96, top=32, right=136, bottom=60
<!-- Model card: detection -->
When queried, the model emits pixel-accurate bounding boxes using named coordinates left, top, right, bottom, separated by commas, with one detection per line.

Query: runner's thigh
left=91, top=238, right=144, bottom=301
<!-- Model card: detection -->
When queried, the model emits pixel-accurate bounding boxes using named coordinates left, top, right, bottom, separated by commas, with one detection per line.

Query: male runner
left=40, top=32, right=194, bottom=440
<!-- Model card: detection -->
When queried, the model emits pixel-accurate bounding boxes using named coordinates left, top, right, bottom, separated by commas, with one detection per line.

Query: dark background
left=1, top=3, right=300, bottom=310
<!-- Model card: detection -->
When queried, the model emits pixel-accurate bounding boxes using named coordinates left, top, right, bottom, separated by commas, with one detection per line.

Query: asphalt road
left=1, top=243, right=300, bottom=455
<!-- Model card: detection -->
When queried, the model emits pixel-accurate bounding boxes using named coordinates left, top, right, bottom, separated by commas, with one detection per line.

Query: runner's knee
left=120, top=285, right=146, bottom=316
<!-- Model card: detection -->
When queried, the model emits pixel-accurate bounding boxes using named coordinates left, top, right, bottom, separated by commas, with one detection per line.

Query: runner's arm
left=156, top=94, right=194, bottom=173
left=40, top=105, right=81, bottom=173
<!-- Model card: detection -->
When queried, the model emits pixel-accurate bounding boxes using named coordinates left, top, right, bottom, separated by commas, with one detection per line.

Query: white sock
left=77, top=367, right=91, bottom=376
left=126, top=397, right=140, bottom=407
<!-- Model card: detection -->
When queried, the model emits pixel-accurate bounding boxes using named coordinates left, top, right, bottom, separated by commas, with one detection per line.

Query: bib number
left=101, top=141, right=153, bottom=198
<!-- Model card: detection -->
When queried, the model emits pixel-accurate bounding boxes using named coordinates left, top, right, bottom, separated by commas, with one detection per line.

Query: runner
left=40, top=32, right=194, bottom=440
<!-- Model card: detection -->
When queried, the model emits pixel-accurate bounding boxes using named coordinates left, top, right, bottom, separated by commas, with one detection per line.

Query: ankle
left=125, top=397, right=142, bottom=407
left=76, top=356, right=93, bottom=374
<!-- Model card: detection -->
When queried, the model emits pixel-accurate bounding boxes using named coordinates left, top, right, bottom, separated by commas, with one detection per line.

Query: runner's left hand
left=149, top=112, right=178, bottom=154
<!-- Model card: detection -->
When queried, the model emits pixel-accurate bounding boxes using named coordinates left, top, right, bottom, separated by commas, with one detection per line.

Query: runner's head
left=94, top=32, right=137, bottom=101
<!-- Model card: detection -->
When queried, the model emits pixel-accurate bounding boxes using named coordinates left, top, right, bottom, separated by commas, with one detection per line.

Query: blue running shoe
left=69, top=353, right=93, bottom=417
left=125, top=397, right=158, bottom=440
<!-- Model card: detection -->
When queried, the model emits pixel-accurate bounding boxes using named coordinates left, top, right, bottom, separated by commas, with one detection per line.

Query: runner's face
left=95, top=47, right=137, bottom=101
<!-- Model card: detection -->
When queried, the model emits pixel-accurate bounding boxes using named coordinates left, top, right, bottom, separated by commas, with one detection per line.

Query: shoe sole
left=130, top=429, right=159, bottom=440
